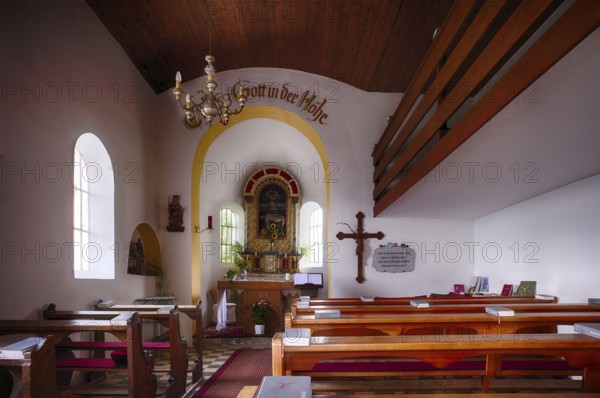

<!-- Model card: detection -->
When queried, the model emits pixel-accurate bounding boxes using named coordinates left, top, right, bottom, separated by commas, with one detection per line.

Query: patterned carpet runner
left=195, top=349, right=272, bottom=397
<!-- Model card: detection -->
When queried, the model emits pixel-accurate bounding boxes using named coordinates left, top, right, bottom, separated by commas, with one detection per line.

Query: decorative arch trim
left=243, top=166, right=301, bottom=199
left=190, top=105, right=331, bottom=304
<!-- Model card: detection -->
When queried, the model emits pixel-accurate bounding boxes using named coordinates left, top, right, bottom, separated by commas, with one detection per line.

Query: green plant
left=297, top=244, right=309, bottom=259
left=232, top=241, right=247, bottom=270
left=145, top=259, right=172, bottom=298
left=247, top=299, right=271, bottom=324
left=224, top=268, right=239, bottom=281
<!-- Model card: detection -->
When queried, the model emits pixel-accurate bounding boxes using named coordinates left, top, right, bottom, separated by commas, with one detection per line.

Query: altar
left=217, top=166, right=309, bottom=334
left=217, top=277, right=298, bottom=335
left=240, top=167, right=303, bottom=274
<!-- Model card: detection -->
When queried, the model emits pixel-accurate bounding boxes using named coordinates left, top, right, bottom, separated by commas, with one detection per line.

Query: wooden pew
left=44, top=304, right=188, bottom=397
left=94, top=299, right=204, bottom=383
left=310, top=395, right=600, bottom=398
left=237, top=387, right=600, bottom=398
left=0, top=337, right=65, bottom=398
left=286, top=311, right=600, bottom=336
left=272, top=332, right=600, bottom=393
left=292, top=302, right=599, bottom=316
left=0, top=313, right=156, bottom=397
left=303, top=295, right=558, bottom=306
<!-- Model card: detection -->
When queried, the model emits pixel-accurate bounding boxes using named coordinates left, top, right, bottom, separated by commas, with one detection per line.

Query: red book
left=501, top=284, right=513, bottom=296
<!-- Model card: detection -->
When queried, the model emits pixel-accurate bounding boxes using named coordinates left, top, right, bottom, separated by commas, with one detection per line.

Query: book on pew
left=514, top=280, right=536, bottom=296
left=296, top=301, right=309, bottom=308
left=314, top=309, right=341, bottom=319
left=299, top=296, right=311, bottom=302
left=485, top=306, right=515, bottom=316
left=256, top=376, right=312, bottom=398
left=283, top=328, right=311, bottom=346
left=0, top=337, right=44, bottom=359
left=501, top=284, right=513, bottom=296
left=588, top=298, right=600, bottom=305
left=535, top=294, right=555, bottom=301
left=360, top=296, right=374, bottom=302
left=96, top=299, right=114, bottom=308
left=410, top=300, right=429, bottom=308
left=574, top=323, right=600, bottom=339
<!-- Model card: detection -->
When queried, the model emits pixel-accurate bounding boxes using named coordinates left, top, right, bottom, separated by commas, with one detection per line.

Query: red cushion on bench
left=312, top=359, right=485, bottom=372
left=58, top=341, right=170, bottom=349
left=56, top=357, right=122, bottom=368
left=59, top=341, right=127, bottom=349
left=311, top=358, right=581, bottom=373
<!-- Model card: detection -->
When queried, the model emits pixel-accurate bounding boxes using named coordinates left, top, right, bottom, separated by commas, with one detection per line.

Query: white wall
left=334, top=216, right=474, bottom=297
left=200, top=119, right=326, bottom=301
left=0, top=0, right=159, bottom=318
left=474, top=173, right=600, bottom=302
left=155, top=66, right=475, bottom=305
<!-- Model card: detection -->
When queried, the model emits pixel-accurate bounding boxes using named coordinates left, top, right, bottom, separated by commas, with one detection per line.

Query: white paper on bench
left=256, top=376, right=312, bottom=398
left=0, top=337, right=44, bottom=359
left=575, top=323, right=600, bottom=339
left=485, top=306, right=515, bottom=316
left=284, top=328, right=311, bottom=346
left=314, top=309, right=341, bottom=319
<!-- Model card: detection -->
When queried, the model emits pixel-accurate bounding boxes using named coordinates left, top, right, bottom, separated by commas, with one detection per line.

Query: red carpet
left=195, top=349, right=272, bottom=397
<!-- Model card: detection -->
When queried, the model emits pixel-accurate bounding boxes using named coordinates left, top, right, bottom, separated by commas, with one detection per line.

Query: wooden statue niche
left=242, top=167, right=301, bottom=273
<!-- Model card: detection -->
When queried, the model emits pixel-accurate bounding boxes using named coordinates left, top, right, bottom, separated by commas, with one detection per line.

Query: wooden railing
left=372, top=0, right=600, bottom=216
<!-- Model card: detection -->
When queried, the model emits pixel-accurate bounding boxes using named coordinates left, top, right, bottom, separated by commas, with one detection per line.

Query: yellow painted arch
left=190, top=105, right=331, bottom=303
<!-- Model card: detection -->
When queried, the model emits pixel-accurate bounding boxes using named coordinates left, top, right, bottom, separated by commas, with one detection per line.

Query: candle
left=208, top=216, right=213, bottom=229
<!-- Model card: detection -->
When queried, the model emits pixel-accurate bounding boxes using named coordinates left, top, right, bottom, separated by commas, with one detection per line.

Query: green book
left=514, top=281, right=536, bottom=296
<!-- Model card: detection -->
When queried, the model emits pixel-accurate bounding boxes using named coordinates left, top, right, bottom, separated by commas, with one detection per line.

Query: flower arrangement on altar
left=262, top=223, right=279, bottom=251
left=248, top=299, right=271, bottom=325
left=262, top=223, right=279, bottom=241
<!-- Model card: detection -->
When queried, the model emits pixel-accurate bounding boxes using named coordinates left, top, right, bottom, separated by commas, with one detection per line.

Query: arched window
left=308, top=206, right=323, bottom=264
left=220, top=204, right=244, bottom=265
left=73, top=148, right=90, bottom=273
left=73, top=133, right=114, bottom=279
left=300, top=201, right=323, bottom=268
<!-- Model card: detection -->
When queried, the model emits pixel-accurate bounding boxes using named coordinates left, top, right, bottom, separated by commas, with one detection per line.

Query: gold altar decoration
left=242, top=166, right=301, bottom=273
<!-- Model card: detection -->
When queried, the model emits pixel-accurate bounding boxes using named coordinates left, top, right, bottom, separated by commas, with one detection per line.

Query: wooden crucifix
left=336, top=211, right=384, bottom=284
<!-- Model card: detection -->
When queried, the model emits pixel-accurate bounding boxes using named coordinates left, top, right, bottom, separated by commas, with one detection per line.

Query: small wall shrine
left=241, top=166, right=302, bottom=273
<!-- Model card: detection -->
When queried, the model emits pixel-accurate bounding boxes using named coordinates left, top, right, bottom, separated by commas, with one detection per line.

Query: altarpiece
left=241, top=166, right=302, bottom=273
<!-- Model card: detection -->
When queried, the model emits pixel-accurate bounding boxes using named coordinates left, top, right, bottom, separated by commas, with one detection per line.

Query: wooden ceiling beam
left=374, top=0, right=600, bottom=216
left=374, top=0, right=555, bottom=200
left=371, top=0, right=475, bottom=163
left=373, top=0, right=508, bottom=183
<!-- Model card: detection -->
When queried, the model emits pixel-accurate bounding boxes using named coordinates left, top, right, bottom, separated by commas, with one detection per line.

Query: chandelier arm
left=183, top=115, right=203, bottom=130
left=173, top=55, right=245, bottom=128
left=175, top=96, right=190, bottom=111
left=227, top=106, right=245, bottom=116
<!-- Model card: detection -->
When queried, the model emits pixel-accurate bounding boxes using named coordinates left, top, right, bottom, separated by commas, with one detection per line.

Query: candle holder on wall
left=194, top=216, right=214, bottom=234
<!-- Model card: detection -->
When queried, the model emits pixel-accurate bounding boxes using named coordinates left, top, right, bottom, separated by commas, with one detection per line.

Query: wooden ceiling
left=85, top=0, right=454, bottom=94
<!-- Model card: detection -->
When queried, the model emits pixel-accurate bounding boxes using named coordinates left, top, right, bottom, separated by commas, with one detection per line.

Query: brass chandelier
left=173, top=55, right=247, bottom=129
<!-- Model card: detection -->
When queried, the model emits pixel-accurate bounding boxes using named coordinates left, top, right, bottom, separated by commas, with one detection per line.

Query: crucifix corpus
left=336, top=211, right=384, bottom=284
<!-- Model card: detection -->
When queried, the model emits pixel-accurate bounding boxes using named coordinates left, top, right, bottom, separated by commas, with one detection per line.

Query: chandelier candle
left=173, top=55, right=247, bottom=129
